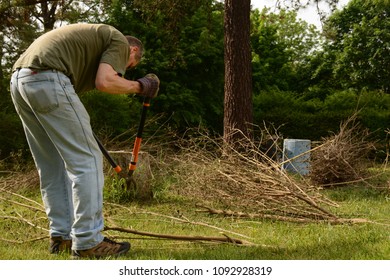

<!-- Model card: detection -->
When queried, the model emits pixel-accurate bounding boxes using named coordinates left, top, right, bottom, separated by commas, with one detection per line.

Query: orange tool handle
left=128, top=97, right=150, bottom=173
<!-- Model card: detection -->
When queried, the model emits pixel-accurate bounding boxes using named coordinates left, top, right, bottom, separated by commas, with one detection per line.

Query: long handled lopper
left=94, top=96, right=151, bottom=189
left=126, top=97, right=151, bottom=187
left=93, top=132, right=123, bottom=174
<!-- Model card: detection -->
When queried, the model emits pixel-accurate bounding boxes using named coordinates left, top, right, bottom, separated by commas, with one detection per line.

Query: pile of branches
left=162, top=129, right=343, bottom=224
left=309, top=114, right=376, bottom=187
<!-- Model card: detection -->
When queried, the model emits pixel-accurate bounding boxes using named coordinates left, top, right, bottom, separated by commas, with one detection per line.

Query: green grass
left=1, top=178, right=389, bottom=260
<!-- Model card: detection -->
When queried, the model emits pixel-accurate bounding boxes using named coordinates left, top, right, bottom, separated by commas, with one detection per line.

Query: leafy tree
left=104, top=0, right=225, bottom=132
left=323, top=0, right=390, bottom=92
left=251, top=9, right=289, bottom=92
left=251, top=8, right=321, bottom=93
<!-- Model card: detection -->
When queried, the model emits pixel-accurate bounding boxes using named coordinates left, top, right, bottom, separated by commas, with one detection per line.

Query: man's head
left=125, top=35, right=144, bottom=69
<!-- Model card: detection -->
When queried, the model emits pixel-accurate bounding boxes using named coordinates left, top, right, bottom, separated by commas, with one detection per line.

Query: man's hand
left=137, top=73, right=160, bottom=98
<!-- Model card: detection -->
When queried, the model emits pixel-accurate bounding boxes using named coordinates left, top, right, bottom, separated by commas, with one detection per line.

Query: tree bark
left=223, top=0, right=253, bottom=146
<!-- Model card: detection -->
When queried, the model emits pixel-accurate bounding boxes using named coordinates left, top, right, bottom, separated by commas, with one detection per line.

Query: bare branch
left=104, top=225, right=254, bottom=246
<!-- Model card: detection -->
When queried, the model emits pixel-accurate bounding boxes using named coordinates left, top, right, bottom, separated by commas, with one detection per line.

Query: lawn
left=0, top=171, right=389, bottom=260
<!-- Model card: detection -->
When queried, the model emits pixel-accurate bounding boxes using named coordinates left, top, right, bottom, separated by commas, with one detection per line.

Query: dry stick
left=0, top=236, right=48, bottom=244
left=196, top=204, right=346, bottom=224
left=196, top=204, right=323, bottom=223
left=293, top=181, right=338, bottom=218
left=0, top=171, right=15, bottom=175
left=0, top=187, right=44, bottom=209
left=281, top=204, right=327, bottom=219
left=319, top=172, right=385, bottom=188
left=219, top=165, right=336, bottom=219
left=0, top=197, right=45, bottom=213
left=104, top=225, right=254, bottom=245
left=281, top=170, right=322, bottom=209
left=145, top=211, right=252, bottom=240
left=0, top=215, right=49, bottom=232
left=308, top=192, right=340, bottom=208
left=198, top=204, right=390, bottom=226
left=292, top=193, right=338, bottom=219
left=278, top=142, right=329, bottom=167
left=104, top=202, right=251, bottom=240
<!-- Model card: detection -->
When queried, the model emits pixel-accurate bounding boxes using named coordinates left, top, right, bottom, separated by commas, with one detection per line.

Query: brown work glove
left=137, top=73, right=160, bottom=98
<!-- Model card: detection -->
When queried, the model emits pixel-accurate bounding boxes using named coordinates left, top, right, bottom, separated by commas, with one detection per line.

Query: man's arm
left=95, top=63, right=141, bottom=94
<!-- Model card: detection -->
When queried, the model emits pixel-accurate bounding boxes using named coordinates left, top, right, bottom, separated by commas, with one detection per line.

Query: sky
left=251, top=0, right=351, bottom=29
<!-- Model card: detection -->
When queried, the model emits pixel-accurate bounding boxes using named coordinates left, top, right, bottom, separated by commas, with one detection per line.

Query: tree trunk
left=223, top=0, right=253, bottom=146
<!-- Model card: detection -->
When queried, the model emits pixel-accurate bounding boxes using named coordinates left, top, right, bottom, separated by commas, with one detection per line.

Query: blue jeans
left=10, top=68, right=104, bottom=250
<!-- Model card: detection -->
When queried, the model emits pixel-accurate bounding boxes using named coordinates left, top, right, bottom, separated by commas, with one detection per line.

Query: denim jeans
left=10, top=68, right=104, bottom=250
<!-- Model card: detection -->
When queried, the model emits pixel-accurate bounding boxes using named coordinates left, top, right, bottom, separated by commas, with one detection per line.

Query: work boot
left=72, top=237, right=130, bottom=259
left=50, top=236, right=72, bottom=254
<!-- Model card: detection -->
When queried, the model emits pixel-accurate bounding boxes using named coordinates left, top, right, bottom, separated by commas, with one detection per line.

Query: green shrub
left=80, top=90, right=141, bottom=138
left=253, top=89, right=390, bottom=142
left=0, top=111, right=28, bottom=161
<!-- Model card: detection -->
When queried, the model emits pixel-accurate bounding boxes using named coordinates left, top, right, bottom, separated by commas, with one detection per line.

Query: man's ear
left=130, top=46, right=139, bottom=53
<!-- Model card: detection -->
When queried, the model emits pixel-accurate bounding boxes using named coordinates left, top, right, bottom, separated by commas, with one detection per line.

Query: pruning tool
left=94, top=96, right=151, bottom=189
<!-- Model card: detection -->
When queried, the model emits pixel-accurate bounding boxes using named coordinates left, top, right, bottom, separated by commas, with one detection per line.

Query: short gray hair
left=125, top=35, right=144, bottom=62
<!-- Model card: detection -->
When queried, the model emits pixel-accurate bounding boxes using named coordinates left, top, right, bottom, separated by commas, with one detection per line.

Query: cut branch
left=195, top=204, right=362, bottom=225
left=104, top=202, right=251, bottom=240
left=104, top=226, right=254, bottom=246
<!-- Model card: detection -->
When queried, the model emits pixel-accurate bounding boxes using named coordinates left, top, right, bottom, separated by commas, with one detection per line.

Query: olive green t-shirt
left=13, top=23, right=130, bottom=93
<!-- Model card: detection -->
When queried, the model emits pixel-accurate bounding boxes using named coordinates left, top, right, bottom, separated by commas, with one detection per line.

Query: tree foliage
left=1, top=0, right=389, bottom=161
left=101, top=0, right=225, bottom=132
left=323, top=0, right=390, bottom=92
left=251, top=8, right=321, bottom=93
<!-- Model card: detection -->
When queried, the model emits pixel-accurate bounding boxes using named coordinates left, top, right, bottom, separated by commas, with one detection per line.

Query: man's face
left=127, top=46, right=140, bottom=69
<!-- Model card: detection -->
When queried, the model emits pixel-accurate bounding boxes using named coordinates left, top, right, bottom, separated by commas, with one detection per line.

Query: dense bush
left=80, top=90, right=144, bottom=138
left=253, top=89, right=390, bottom=142
left=0, top=111, right=28, bottom=161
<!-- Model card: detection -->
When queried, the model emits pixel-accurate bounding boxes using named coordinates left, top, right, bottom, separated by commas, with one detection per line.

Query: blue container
left=282, top=139, right=311, bottom=175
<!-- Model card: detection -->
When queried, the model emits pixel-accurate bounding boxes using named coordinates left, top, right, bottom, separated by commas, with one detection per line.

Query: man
left=10, top=23, right=159, bottom=259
